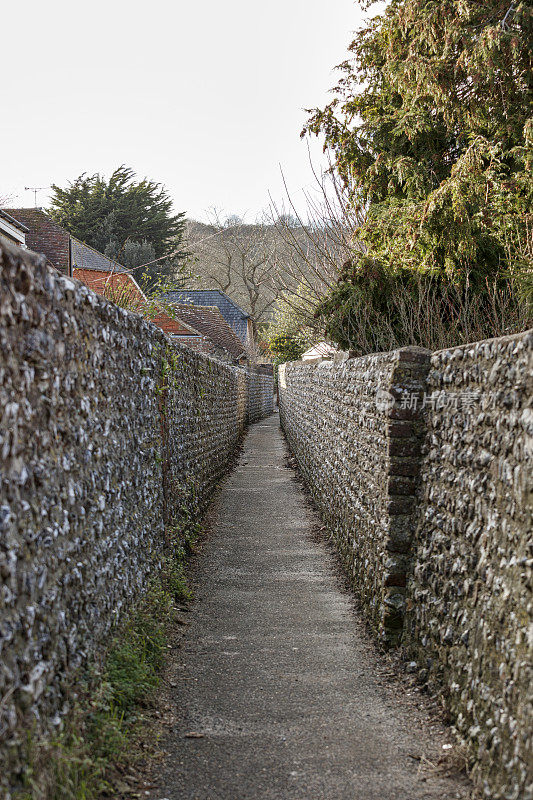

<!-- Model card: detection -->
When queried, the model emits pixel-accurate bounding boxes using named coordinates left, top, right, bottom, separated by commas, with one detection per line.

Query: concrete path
left=152, top=414, right=469, bottom=800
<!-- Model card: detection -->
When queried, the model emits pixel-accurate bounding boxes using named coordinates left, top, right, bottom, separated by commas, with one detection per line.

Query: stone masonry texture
left=406, top=331, right=533, bottom=800
left=278, top=335, right=532, bottom=800
left=247, top=364, right=276, bottom=424
left=278, top=347, right=431, bottom=644
left=0, top=241, right=273, bottom=793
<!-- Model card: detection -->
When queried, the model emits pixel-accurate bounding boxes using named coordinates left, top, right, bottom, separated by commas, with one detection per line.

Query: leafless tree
left=267, top=153, right=365, bottom=330
left=186, top=211, right=287, bottom=334
left=185, top=152, right=364, bottom=342
left=0, top=193, right=16, bottom=207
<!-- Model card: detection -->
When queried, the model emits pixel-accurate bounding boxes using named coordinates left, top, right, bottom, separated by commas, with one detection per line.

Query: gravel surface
left=149, top=413, right=471, bottom=800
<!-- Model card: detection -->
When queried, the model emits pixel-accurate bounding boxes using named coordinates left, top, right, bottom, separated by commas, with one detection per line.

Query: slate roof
left=4, top=211, right=243, bottom=354
left=164, top=289, right=250, bottom=343
left=71, top=238, right=128, bottom=274
left=171, top=304, right=246, bottom=360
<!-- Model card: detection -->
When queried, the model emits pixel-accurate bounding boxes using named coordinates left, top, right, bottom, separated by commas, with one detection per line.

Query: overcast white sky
left=2, top=0, right=381, bottom=222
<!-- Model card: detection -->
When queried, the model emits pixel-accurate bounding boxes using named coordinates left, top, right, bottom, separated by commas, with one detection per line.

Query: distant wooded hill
left=183, top=217, right=342, bottom=334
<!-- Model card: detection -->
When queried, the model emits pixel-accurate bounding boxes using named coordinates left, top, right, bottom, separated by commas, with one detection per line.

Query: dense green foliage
left=305, top=0, right=532, bottom=348
left=50, top=166, right=187, bottom=287
left=268, top=333, right=307, bottom=363
left=105, top=238, right=156, bottom=273
left=265, top=291, right=315, bottom=366
left=104, top=237, right=186, bottom=289
left=319, top=259, right=530, bottom=352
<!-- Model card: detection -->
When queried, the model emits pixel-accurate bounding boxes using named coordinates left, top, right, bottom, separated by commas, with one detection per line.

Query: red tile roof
left=73, top=268, right=146, bottom=308
left=171, top=304, right=247, bottom=360
left=73, top=269, right=201, bottom=339
left=149, top=308, right=200, bottom=336
left=3, top=210, right=226, bottom=349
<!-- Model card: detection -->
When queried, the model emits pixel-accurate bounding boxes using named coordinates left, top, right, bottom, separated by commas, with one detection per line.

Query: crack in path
left=150, top=413, right=471, bottom=800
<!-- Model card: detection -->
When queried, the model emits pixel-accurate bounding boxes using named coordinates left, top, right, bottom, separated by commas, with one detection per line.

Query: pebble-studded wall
left=0, top=241, right=273, bottom=792
left=278, top=333, right=532, bottom=800
left=406, top=331, right=532, bottom=800
left=278, top=347, right=430, bottom=644
left=247, top=364, right=276, bottom=424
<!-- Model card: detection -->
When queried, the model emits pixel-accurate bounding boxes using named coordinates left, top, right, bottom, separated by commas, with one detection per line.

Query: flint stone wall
left=279, top=331, right=532, bottom=800
left=406, top=331, right=533, bottom=800
left=247, top=364, right=274, bottom=424
left=0, top=241, right=272, bottom=791
left=278, top=347, right=430, bottom=643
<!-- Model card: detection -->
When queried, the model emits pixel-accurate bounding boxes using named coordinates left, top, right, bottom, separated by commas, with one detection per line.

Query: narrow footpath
left=150, top=414, right=470, bottom=800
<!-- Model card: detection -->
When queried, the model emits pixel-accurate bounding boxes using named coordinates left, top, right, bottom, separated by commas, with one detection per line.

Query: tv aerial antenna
left=24, top=186, right=51, bottom=207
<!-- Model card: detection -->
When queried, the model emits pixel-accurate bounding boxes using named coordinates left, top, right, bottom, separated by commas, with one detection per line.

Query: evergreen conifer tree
left=305, top=0, right=532, bottom=287
left=50, top=166, right=187, bottom=287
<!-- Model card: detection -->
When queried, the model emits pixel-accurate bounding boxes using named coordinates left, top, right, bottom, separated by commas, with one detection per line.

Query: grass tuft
left=14, top=513, right=198, bottom=800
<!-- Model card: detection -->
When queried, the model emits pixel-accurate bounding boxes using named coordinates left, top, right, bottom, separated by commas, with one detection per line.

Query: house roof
left=72, top=267, right=145, bottom=302
left=71, top=237, right=128, bottom=274
left=4, top=209, right=131, bottom=278
left=301, top=342, right=337, bottom=360
left=165, top=289, right=250, bottom=318
left=163, top=289, right=250, bottom=343
left=0, top=209, right=29, bottom=233
left=4, top=208, right=70, bottom=271
left=4, top=209, right=225, bottom=348
left=68, top=268, right=201, bottom=338
left=149, top=307, right=200, bottom=337
left=171, top=304, right=247, bottom=360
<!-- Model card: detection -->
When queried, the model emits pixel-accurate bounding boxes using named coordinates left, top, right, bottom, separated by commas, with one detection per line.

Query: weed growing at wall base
left=12, top=525, right=198, bottom=800
left=0, top=243, right=274, bottom=795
